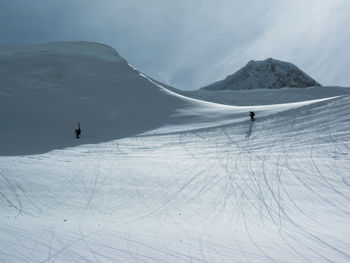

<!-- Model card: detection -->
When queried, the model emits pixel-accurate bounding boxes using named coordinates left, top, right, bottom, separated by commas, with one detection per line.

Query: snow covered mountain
left=180, top=58, right=347, bottom=106
left=1, top=42, right=350, bottom=263
left=202, top=58, right=320, bottom=91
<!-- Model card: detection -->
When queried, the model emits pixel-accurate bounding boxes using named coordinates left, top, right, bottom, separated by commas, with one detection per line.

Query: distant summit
left=202, top=58, right=321, bottom=91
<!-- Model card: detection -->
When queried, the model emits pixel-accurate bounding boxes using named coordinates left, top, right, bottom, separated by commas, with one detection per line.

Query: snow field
left=1, top=95, right=349, bottom=262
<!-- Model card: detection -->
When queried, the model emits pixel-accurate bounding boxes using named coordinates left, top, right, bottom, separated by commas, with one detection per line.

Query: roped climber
left=75, top=122, right=81, bottom=138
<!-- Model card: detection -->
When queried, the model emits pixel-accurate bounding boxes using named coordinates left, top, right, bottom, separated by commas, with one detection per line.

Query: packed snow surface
left=202, top=58, right=320, bottom=91
left=1, top=42, right=350, bottom=262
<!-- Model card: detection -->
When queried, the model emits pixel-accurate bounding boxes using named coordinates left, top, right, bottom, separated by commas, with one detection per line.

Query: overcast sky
left=1, top=0, right=349, bottom=90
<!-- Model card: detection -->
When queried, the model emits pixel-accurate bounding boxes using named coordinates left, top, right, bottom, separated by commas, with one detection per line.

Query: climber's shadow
left=246, top=121, right=254, bottom=138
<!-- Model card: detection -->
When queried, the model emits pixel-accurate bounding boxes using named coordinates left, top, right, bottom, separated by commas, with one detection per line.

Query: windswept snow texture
left=1, top=42, right=350, bottom=262
left=202, top=58, right=320, bottom=91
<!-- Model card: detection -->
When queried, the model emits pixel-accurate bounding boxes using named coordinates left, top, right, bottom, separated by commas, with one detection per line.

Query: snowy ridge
left=0, top=41, right=123, bottom=62
left=182, top=85, right=350, bottom=106
left=202, top=58, right=320, bottom=90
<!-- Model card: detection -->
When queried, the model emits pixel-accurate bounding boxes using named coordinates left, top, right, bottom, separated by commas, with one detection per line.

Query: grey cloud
left=0, top=0, right=349, bottom=90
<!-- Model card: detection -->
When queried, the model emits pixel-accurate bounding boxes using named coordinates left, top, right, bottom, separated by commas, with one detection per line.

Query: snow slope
left=1, top=42, right=350, bottom=262
left=202, top=58, right=320, bottom=91
left=0, top=42, right=185, bottom=155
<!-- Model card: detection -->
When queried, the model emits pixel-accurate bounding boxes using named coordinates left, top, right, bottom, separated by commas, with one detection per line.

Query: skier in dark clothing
left=75, top=122, right=81, bottom=138
left=249, top=111, right=255, bottom=121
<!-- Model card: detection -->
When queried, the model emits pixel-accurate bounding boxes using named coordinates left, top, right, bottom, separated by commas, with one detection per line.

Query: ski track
left=1, top=96, right=350, bottom=262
